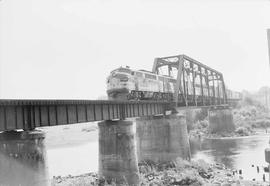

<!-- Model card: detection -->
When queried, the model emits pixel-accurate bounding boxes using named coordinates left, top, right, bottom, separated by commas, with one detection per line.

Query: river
left=43, top=123, right=270, bottom=182
left=190, top=132, right=270, bottom=182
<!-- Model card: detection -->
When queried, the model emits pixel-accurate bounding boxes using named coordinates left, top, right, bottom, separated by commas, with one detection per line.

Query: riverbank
left=51, top=158, right=268, bottom=186
left=189, top=104, right=270, bottom=139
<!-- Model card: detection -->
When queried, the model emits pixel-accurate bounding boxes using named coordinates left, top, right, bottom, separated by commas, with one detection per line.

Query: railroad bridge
left=0, top=55, right=241, bottom=186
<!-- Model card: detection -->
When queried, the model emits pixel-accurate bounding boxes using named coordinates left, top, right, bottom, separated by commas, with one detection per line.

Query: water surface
left=190, top=133, right=270, bottom=182
left=43, top=124, right=270, bottom=183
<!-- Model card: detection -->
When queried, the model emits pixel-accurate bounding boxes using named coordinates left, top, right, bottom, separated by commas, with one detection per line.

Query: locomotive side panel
left=168, top=79, right=176, bottom=93
left=157, top=76, right=165, bottom=93
left=136, top=73, right=159, bottom=93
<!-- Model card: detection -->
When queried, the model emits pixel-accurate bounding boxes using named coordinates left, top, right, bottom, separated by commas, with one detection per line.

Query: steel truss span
left=0, top=99, right=167, bottom=131
left=152, top=54, right=228, bottom=107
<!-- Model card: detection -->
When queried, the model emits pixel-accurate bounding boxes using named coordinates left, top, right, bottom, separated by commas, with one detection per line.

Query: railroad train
left=106, top=66, right=242, bottom=103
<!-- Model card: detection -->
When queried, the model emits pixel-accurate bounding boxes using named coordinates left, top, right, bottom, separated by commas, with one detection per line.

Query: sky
left=1, top=0, right=270, bottom=99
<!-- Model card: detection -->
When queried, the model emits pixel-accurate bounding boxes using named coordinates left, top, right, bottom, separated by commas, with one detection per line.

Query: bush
left=200, top=120, right=209, bottom=128
left=235, top=127, right=250, bottom=136
left=195, top=109, right=208, bottom=121
left=253, top=119, right=270, bottom=128
left=243, top=97, right=257, bottom=106
left=239, top=96, right=267, bottom=111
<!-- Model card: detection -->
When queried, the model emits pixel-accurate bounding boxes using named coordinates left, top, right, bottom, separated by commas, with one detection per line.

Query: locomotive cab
left=106, top=67, right=135, bottom=100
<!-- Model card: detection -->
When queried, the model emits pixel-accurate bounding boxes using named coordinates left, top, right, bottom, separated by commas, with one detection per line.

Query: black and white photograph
left=1, top=0, right=270, bottom=185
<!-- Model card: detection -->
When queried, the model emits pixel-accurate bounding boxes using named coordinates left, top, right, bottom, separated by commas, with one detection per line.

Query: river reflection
left=0, top=130, right=49, bottom=186
left=190, top=134, right=270, bottom=182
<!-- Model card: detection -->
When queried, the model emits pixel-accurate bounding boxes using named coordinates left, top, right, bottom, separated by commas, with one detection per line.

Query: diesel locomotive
left=107, top=66, right=175, bottom=101
left=106, top=66, right=241, bottom=103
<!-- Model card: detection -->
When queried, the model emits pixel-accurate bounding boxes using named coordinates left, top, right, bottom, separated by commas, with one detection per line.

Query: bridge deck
left=0, top=99, right=168, bottom=131
left=0, top=99, right=239, bottom=132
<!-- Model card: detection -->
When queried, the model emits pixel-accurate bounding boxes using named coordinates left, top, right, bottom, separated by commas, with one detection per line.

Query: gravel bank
left=51, top=159, right=268, bottom=186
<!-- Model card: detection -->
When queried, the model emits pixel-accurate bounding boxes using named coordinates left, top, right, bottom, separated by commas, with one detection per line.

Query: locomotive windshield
left=111, top=68, right=132, bottom=74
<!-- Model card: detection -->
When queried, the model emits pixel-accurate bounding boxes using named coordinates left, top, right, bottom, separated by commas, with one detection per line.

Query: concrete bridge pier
left=208, top=107, right=235, bottom=133
left=136, top=114, right=191, bottom=163
left=0, top=130, right=49, bottom=186
left=98, top=120, right=139, bottom=186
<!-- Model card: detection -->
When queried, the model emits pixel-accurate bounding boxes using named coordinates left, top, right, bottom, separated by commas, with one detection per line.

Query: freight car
left=106, top=66, right=230, bottom=105
left=226, top=89, right=242, bottom=100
